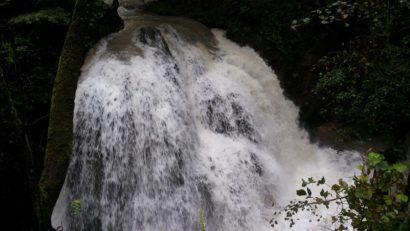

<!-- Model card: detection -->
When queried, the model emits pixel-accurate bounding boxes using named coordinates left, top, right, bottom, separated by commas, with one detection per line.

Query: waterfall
left=51, top=15, right=360, bottom=231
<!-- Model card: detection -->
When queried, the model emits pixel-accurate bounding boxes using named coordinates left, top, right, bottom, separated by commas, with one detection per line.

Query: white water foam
left=52, top=17, right=360, bottom=231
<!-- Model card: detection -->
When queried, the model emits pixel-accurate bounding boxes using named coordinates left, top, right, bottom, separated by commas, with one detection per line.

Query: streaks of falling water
left=52, top=15, right=360, bottom=231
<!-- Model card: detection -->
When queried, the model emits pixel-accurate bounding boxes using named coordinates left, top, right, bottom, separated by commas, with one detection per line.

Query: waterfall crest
left=52, top=15, right=359, bottom=231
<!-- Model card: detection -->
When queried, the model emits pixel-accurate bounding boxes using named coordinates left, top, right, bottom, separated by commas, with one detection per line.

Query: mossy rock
left=37, top=1, right=122, bottom=229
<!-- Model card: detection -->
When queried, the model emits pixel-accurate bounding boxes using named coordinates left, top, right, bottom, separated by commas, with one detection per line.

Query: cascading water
left=52, top=13, right=360, bottom=231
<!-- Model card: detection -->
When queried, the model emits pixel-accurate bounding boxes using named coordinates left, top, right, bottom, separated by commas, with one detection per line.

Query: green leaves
left=307, top=187, right=312, bottom=197
left=368, top=152, right=383, bottom=165
left=320, top=189, right=330, bottom=198
left=301, top=0, right=410, bottom=138
left=338, top=179, right=349, bottom=191
left=301, top=179, right=308, bottom=187
left=296, top=189, right=307, bottom=196
left=358, top=174, right=368, bottom=183
left=392, top=163, right=408, bottom=173
left=9, top=8, right=70, bottom=25
left=317, top=176, right=326, bottom=185
left=274, top=152, right=409, bottom=230
left=353, top=187, right=372, bottom=200
left=395, top=194, right=409, bottom=203
left=331, top=184, right=341, bottom=192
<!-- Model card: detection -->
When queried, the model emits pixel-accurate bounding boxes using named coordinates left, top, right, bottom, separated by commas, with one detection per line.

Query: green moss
left=8, top=7, right=71, bottom=25
left=37, top=0, right=121, bottom=229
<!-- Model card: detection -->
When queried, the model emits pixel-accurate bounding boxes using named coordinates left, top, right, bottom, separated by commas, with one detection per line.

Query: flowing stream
left=52, top=13, right=360, bottom=231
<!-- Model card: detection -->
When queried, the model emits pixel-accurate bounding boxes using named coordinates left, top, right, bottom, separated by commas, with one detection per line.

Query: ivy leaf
left=356, top=165, right=364, bottom=171
left=339, top=179, right=349, bottom=191
left=359, top=175, right=368, bottom=183
left=320, top=189, right=326, bottom=197
left=302, top=179, right=308, bottom=187
left=307, top=187, right=312, bottom=197
left=392, top=163, right=407, bottom=173
left=316, top=197, right=324, bottom=204
left=354, top=188, right=372, bottom=199
left=381, top=215, right=390, bottom=223
left=396, top=194, right=409, bottom=203
left=384, top=195, right=392, bottom=205
left=318, top=176, right=326, bottom=185
left=368, top=152, right=383, bottom=165
left=296, top=189, right=307, bottom=196
left=331, top=184, right=340, bottom=192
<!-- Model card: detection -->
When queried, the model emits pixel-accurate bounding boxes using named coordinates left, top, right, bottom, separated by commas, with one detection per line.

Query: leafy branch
left=271, top=152, right=409, bottom=230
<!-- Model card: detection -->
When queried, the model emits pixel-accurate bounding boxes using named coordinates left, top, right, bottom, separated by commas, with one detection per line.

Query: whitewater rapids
left=52, top=15, right=359, bottom=231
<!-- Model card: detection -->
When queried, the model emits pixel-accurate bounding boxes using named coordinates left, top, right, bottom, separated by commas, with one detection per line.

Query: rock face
left=119, top=0, right=145, bottom=8
left=117, top=0, right=158, bottom=18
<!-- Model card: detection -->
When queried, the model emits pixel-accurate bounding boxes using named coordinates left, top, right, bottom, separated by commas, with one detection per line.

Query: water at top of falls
left=111, top=0, right=159, bottom=19
left=52, top=15, right=360, bottom=231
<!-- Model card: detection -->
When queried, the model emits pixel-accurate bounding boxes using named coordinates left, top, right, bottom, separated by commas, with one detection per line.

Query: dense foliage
left=297, top=0, right=410, bottom=140
left=1, top=0, right=120, bottom=180
left=0, top=1, right=72, bottom=229
left=0, top=0, right=71, bottom=179
left=0, top=0, right=121, bottom=230
left=272, top=152, right=410, bottom=230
